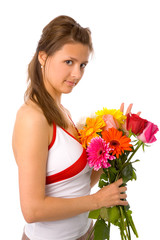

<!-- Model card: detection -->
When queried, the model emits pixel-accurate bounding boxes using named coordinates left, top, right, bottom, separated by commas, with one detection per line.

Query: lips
left=65, top=80, right=76, bottom=87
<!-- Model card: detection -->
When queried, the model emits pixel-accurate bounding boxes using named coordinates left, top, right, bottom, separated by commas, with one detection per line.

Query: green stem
left=102, top=169, right=111, bottom=240
left=120, top=206, right=130, bottom=240
left=107, top=169, right=111, bottom=183
left=119, top=206, right=125, bottom=239
left=115, top=173, right=120, bottom=182
left=107, top=170, right=111, bottom=240
left=120, top=229, right=124, bottom=240
left=86, top=223, right=95, bottom=240
left=108, top=222, right=110, bottom=240
left=126, top=141, right=143, bottom=164
left=123, top=207, right=131, bottom=240
left=128, top=214, right=139, bottom=238
left=116, top=141, right=143, bottom=180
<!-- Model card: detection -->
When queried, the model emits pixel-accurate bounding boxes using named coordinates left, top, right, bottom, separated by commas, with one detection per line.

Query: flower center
left=110, top=140, right=120, bottom=147
left=98, top=149, right=103, bottom=155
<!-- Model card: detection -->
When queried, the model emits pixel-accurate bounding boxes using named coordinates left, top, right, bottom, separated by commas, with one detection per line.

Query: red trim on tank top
left=67, top=114, right=80, bottom=135
left=48, top=122, right=81, bottom=150
left=48, top=123, right=56, bottom=150
left=46, top=147, right=87, bottom=185
left=60, top=127, right=81, bottom=144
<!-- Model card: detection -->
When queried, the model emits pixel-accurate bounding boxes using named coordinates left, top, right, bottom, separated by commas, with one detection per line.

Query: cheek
left=44, top=65, right=64, bottom=83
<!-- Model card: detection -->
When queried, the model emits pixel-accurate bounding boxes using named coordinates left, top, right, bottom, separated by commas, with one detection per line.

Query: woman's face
left=39, top=42, right=90, bottom=100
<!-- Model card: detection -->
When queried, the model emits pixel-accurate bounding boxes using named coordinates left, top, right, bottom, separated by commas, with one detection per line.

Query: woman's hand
left=93, top=179, right=128, bottom=209
left=120, top=103, right=141, bottom=116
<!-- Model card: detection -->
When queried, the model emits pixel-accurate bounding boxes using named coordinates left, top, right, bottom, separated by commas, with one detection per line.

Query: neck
left=43, top=76, right=62, bottom=106
left=53, top=93, right=62, bottom=107
left=45, top=84, right=62, bottom=107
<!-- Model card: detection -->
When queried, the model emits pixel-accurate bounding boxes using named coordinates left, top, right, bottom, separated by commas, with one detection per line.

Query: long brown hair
left=25, top=15, right=93, bottom=128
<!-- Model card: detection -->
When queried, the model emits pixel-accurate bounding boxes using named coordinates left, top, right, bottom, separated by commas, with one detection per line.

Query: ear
left=38, top=51, right=47, bottom=67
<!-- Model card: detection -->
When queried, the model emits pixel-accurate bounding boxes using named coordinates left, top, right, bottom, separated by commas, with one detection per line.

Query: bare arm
left=12, top=106, right=128, bottom=224
left=90, top=168, right=103, bottom=188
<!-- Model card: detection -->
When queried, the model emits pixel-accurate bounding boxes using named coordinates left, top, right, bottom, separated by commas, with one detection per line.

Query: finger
left=115, top=178, right=123, bottom=187
left=119, top=200, right=128, bottom=206
left=120, top=103, right=124, bottom=113
left=120, top=193, right=127, bottom=199
left=137, top=111, right=141, bottom=116
left=119, top=186, right=127, bottom=193
left=125, top=103, right=133, bottom=115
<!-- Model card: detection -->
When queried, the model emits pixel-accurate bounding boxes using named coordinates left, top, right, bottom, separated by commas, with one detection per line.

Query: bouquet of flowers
left=78, top=107, right=159, bottom=240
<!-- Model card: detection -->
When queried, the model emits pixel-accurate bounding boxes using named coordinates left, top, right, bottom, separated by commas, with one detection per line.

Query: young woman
left=12, top=15, right=129, bottom=240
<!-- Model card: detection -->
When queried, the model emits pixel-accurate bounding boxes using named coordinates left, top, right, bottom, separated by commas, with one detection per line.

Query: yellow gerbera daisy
left=96, top=108, right=126, bottom=125
left=79, top=116, right=106, bottom=148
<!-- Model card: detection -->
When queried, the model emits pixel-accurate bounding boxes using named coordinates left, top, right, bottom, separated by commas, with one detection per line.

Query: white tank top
left=25, top=123, right=92, bottom=240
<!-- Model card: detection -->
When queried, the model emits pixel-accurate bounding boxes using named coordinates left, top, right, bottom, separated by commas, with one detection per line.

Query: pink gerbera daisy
left=86, top=137, right=115, bottom=171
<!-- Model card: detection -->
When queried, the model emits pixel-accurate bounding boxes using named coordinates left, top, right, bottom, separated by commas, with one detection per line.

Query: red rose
left=126, top=113, right=148, bottom=135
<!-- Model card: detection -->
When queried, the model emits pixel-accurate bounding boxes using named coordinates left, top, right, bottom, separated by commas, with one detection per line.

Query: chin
left=63, top=88, right=74, bottom=94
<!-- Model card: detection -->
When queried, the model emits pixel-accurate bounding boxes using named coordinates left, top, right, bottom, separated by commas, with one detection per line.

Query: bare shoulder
left=16, top=101, right=47, bottom=124
left=12, top=102, right=50, bottom=165
left=13, top=102, right=48, bottom=139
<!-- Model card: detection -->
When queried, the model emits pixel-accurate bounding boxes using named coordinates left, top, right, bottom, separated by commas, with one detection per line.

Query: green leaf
left=126, top=210, right=139, bottom=237
left=108, top=167, right=118, bottom=182
left=97, top=132, right=102, bottom=137
left=99, top=173, right=109, bottom=188
left=142, top=143, right=145, bottom=151
left=131, top=159, right=140, bottom=164
left=132, top=169, right=137, bottom=180
left=109, top=167, right=118, bottom=175
left=121, top=164, right=133, bottom=183
left=124, top=204, right=130, bottom=211
left=108, top=206, right=121, bottom=224
left=100, top=207, right=108, bottom=220
left=100, top=173, right=108, bottom=181
left=94, top=219, right=109, bottom=240
left=99, top=206, right=121, bottom=224
left=118, top=153, right=127, bottom=166
left=99, top=181, right=109, bottom=189
left=88, top=209, right=100, bottom=219
left=103, top=168, right=108, bottom=175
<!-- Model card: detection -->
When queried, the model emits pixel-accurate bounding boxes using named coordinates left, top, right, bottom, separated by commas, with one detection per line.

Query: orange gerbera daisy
left=79, top=116, right=106, bottom=148
left=102, top=127, right=132, bottom=158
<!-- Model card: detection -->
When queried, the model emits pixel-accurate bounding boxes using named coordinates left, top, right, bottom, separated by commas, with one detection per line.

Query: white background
left=0, top=0, right=160, bottom=239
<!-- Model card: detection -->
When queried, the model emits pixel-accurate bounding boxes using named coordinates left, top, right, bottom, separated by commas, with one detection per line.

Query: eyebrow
left=68, top=57, right=88, bottom=63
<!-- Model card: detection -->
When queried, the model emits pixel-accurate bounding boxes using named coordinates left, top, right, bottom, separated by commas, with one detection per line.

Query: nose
left=71, top=65, right=82, bottom=80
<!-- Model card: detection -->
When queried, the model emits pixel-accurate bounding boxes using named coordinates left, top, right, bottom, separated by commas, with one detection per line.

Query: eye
left=80, top=63, right=87, bottom=69
left=65, top=60, right=73, bottom=65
